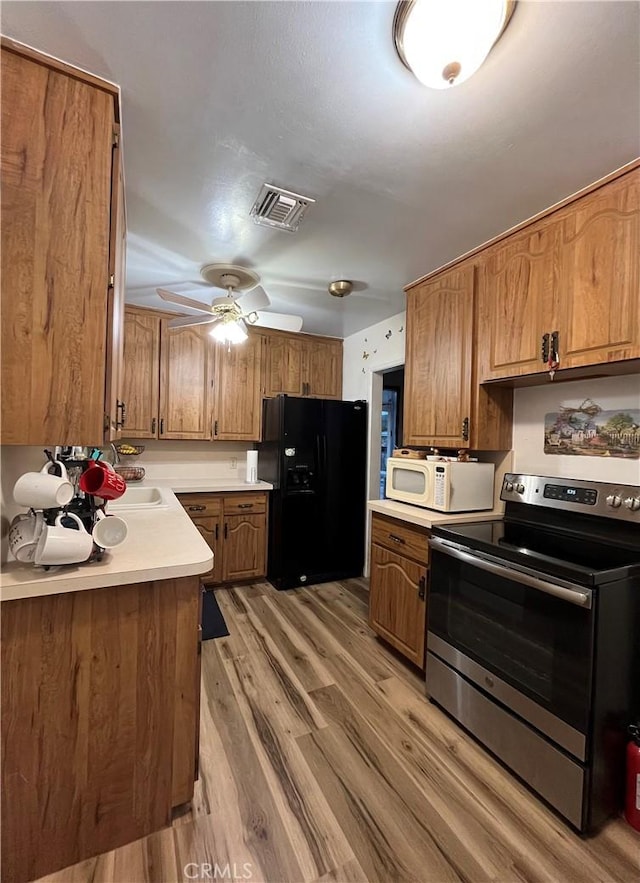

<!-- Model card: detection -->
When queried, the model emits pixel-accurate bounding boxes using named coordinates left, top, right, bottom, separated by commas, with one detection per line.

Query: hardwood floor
left=36, top=580, right=639, bottom=883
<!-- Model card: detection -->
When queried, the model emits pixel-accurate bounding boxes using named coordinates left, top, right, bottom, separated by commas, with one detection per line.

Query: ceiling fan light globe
left=399, top=0, right=511, bottom=89
left=210, top=320, right=248, bottom=344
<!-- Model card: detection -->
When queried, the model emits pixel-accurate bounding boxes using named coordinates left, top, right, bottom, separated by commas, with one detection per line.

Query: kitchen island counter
left=0, top=486, right=212, bottom=602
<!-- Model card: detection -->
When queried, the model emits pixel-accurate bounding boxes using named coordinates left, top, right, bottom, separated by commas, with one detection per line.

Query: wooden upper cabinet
left=264, top=335, right=304, bottom=396
left=305, top=337, right=343, bottom=398
left=554, top=170, right=640, bottom=368
left=476, top=166, right=639, bottom=383
left=122, top=307, right=161, bottom=438
left=404, top=265, right=474, bottom=448
left=0, top=41, right=122, bottom=445
left=212, top=332, right=263, bottom=441
left=104, top=144, right=126, bottom=442
left=264, top=331, right=343, bottom=399
left=159, top=322, right=212, bottom=439
left=477, top=221, right=556, bottom=381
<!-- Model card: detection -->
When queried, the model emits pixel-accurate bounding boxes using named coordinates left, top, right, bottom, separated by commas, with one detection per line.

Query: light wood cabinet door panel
left=0, top=48, right=117, bottom=444
left=477, top=222, right=556, bottom=380
left=265, top=335, right=304, bottom=396
left=404, top=265, right=474, bottom=447
left=555, top=171, right=640, bottom=367
left=369, top=543, right=427, bottom=669
left=122, top=309, right=161, bottom=438
left=159, top=322, right=212, bottom=439
left=223, top=514, right=267, bottom=582
left=213, top=333, right=263, bottom=441
left=192, top=516, right=222, bottom=585
left=305, top=338, right=343, bottom=399
left=104, top=144, right=126, bottom=442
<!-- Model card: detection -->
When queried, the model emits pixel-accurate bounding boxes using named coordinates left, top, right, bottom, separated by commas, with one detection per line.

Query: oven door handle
left=430, top=537, right=593, bottom=609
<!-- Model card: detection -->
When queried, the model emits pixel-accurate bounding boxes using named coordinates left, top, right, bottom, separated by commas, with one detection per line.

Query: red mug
left=79, top=464, right=126, bottom=500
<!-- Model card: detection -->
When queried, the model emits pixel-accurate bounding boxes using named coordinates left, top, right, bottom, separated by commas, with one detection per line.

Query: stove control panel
left=501, top=474, right=640, bottom=521
left=544, top=484, right=597, bottom=505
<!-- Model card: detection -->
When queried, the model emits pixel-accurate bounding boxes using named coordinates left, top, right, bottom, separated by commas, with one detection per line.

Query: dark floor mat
left=201, top=587, right=230, bottom=641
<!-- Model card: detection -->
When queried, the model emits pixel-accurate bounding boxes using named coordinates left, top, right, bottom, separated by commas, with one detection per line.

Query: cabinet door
left=369, top=543, right=427, bottom=668
left=159, top=322, right=212, bottom=439
left=477, top=221, right=556, bottom=380
left=104, top=142, right=126, bottom=442
left=264, top=334, right=304, bottom=396
left=304, top=338, right=343, bottom=399
left=222, top=514, right=267, bottom=582
left=555, top=171, right=640, bottom=368
left=122, top=309, right=161, bottom=438
left=213, top=333, right=263, bottom=441
left=403, top=265, right=474, bottom=448
left=0, top=48, right=116, bottom=445
left=191, top=516, right=222, bottom=585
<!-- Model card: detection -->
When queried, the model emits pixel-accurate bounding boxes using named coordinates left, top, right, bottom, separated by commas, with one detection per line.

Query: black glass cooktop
left=432, top=518, right=640, bottom=587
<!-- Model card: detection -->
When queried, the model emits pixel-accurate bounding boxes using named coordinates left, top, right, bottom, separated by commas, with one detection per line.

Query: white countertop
left=0, top=477, right=272, bottom=602
left=138, top=477, right=273, bottom=493
left=368, top=498, right=503, bottom=529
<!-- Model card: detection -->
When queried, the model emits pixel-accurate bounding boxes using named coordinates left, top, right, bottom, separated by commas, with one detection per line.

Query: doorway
left=380, top=368, right=404, bottom=498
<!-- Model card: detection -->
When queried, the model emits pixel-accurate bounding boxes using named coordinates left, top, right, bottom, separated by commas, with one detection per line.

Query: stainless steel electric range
left=427, top=473, right=640, bottom=833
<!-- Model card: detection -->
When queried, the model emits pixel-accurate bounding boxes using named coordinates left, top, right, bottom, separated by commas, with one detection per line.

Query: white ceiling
left=3, top=1, right=639, bottom=337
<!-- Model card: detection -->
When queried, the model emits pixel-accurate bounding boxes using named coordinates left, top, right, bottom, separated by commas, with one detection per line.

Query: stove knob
left=515, top=483, right=525, bottom=494
left=623, top=496, right=640, bottom=511
left=505, top=481, right=514, bottom=492
left=606, top=494, right=622, bottom=508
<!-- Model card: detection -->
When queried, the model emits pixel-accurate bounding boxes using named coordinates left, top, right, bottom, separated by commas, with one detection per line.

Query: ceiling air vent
left=250, top=184, right=315, bottom=233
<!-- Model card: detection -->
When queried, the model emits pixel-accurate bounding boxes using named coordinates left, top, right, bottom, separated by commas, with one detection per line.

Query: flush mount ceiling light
left=393, top=0, right=516, bottom=89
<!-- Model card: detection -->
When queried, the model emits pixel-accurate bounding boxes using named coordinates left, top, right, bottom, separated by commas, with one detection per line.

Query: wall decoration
left=544, top=398, right=640, bottom=459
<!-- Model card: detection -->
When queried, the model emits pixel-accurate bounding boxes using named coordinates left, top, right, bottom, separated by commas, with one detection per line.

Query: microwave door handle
left=429, top=537, right=592, bottom=609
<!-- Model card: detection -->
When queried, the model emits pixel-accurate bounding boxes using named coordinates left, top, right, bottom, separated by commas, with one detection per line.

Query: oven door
left=428, top=537, right=595, bottom=760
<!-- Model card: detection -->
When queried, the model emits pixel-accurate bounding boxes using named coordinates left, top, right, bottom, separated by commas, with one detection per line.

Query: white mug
left=92, top=511, right=128, bottom=549
left=8, top=512, right=45, bottom=562
left=13, top=461, right=74, bottom=509
left=35, top=512, right=94, bottom=566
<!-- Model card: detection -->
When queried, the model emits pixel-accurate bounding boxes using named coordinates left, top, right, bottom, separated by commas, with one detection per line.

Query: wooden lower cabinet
left=1, top=575, right=201, bottom=883
left=178, top=491, right=268, bottom=585
left=368, top=514, right=429, bottom=668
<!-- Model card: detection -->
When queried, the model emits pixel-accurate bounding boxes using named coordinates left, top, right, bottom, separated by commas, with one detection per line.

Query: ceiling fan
left=157, top=263, right=304, bottom=343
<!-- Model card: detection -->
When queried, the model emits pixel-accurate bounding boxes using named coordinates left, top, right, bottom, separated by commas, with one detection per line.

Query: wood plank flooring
left=35, top=580, right=639, bottom=883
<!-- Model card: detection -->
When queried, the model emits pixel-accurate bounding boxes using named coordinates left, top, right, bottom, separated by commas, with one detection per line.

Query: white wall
left=513, top=374, right=640, bottom=483
left=342, top=311, right=406, bottom=402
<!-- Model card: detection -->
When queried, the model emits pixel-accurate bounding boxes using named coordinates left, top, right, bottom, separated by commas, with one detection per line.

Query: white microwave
left=385, top=459, right=495, bottom=512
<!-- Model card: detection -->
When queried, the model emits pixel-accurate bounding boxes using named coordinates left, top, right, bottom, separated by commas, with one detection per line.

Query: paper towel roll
left=246, top=450, right=258, bottom=484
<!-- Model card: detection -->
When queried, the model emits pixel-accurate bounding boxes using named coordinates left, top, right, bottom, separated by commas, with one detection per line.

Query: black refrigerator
left=258, top=396, right=367, bottom=590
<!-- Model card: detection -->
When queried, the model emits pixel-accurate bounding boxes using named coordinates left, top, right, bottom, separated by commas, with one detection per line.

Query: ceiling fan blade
left=168, top=313, right=219, bottom=329
left=252, top=312, right=303, bottom=333
left=157, top=288, right=213, bottom=314
left=235, top=285, right=270, bottom=314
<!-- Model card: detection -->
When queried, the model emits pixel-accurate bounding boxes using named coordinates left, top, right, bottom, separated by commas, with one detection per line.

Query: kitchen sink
left=107, top=486, right=169, bottom=510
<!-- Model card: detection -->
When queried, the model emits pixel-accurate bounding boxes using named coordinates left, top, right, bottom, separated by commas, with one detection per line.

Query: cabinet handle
left=461, top=417, right=469, bottom=442
left=550, top=330, right=559, bottom=363
left=116, top=399, right=126, bottom=429
left=160, top=418, right=164, bottom=435
left=418, top=575, right=426, bottom=600
left=224, top=522, right=228, bottom=539
left=238, top=503, right=253, bottom=509
left=389, top=534, right=405, bottom=545
left=151, top=417, right=157, bottom=435
left=188, top=505, right=206, bottom=512
left=541, top=333, right=550, bottom=363
left=215, top=523, right=219, bottom=540
left=214, top=420, right=218, bottom=437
